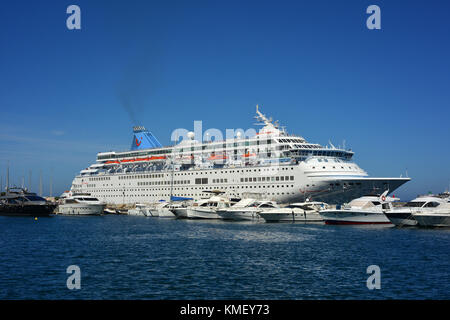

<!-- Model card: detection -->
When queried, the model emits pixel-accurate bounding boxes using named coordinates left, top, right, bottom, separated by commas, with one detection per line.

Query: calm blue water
left=0, top=215, right=449, bottom=300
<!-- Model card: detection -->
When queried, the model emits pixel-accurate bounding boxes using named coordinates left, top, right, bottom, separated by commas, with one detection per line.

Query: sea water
left=0, top=215, right=449, bottom=299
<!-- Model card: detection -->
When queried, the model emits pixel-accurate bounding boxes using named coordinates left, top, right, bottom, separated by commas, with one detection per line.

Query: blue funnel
left=130, top=126, right=162, bottom=150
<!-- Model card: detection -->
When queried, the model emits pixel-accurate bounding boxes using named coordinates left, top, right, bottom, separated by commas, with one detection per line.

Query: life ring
left=381, top=195, right=386, bottom=201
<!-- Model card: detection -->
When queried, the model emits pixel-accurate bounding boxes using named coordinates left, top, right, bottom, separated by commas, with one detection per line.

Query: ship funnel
left=131, top=126, right=162, bottom=150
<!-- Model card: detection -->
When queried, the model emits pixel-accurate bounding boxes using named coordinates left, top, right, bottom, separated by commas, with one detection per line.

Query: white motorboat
left=186, top=195, right=231, bottom=219
left=171, top=206, right=188, bottom=218
left=409, top=193, right=450, bottom=227
left=217, top=199, right=278, bottom=221
left=150, top=202, right=176, bottom=218
left=319, top=191, right=396, bottom=225
left=103, top=207, right=117, bottom=214
left=170, top=201, right=192, bottom=219
left=128, top=203, right=152, bottom=216
left=383, top=192, right=450, bottom=227
left=58, top=193, right=105, bottom=215
left=259, top=201, right=327, bottom=223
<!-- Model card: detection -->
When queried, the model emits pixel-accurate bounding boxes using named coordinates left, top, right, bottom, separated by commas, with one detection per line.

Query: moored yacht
left=259, top=201, right=327, bottom=223
left=319, top=191, right=396, bottom=225
left=186, top=194, right=231, bottom=219
left=409, top=193, right=450, bottom=227
left=383, top=192, right=450, bottom=227
left=128, top=203, right=152, bottom=216
left=0, top=187, right=56, bottom=216
left=149, top=201, right=176, bottom=218
left=217, top=198, right=278, bottom=221
left=58, top=193, right=105, bottom=215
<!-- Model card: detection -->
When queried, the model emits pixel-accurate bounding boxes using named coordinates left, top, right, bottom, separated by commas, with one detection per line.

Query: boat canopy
left=170, top=196, right=193, bottom=201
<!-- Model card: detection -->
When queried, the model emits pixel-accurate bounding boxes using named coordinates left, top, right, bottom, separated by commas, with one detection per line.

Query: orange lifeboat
left=208, top=154, right=228, bottom=161
left=241, top=153, right=256, bottom=158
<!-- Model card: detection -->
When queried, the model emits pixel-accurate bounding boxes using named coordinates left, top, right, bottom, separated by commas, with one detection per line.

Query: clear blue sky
left=0, top=0, right=449, bottom=199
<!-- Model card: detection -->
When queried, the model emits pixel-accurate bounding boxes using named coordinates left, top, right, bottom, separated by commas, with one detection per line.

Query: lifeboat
left=241, top=153, right=256, bottom=158
left=208, top=154, right=228, bottom=161
left=105, top=156, right=167, bottom=164
left=105, top=160, right=120, bottom=164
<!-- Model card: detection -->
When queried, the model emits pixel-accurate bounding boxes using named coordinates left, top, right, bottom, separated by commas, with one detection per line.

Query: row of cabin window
left=92, top=184, right=295, bottom=194
left=241, top=176, right=294, bottom=182
left=137, top=180, right=190, bottom=186
left=89, top=177, right=111, bottom=181
left=100, top=191, right=297, bottom=199
left=92, top=165, right=295, bottom=181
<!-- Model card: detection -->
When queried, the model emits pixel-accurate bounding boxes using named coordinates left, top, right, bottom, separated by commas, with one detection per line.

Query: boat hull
left=58, top=203, right=105, bottom=215
left=0, top=204, right=56, bottom=217
left=320, top=210, right=391, bottom=225
left=218, top=210, right=261, bottom=221
left=413, top=213, right=450, bottom=227
left=259, top=209, right=323, bottom=223
left=186, top=208, right=220, bottom=219
left=384, top=211, right=417, bottom=226
left=171, top=208, right=188, bottom=219
left=128, top=208, right=149, bottom=216
left=157, top=208, right=175, bottom=218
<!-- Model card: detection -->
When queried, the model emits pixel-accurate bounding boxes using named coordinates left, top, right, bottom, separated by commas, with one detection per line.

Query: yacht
left=217, top=198, right=278, bottom=221
left=186, top=195, right=231, bottom=219
left=170, top=201, right=192, bottom=219
left=259, top=201, right=327, bottom=223
left=319, top=191, right=396, bottom=225
left=58, top=193, right=105, bottom=215
left=149, top=202, right=176, bottom=218
left=383, top=192, right=450, bottom=227
left=410, top=193, right=450, bottom=227
left=128, top=203, right=152, bottom=216
left=0, top=187, right=56, bottom=216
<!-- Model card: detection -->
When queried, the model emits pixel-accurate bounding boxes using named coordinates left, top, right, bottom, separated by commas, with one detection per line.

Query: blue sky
left=0, top=0, right=449, bottom=199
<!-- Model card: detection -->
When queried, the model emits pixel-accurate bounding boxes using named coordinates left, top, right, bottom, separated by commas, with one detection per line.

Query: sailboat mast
left=39, top=170, right=43, bottom=197
left=50, top=170, right=53, bottom=197
left=6, top=161, right=9, bottom=192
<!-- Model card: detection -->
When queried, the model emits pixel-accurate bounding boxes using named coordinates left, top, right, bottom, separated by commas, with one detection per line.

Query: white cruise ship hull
left=319, top=210, right=391, bottom=225
left=58, top=203, right=105, bottom=215
left=71, top=166, right=409, bottom=207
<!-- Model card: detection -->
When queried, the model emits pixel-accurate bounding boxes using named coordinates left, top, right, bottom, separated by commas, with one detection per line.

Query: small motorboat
left=319, top=191, right=396, bottom=225
left=259, top=201, right=327, bottom=223
left=217, top=198, right=278, bottom=221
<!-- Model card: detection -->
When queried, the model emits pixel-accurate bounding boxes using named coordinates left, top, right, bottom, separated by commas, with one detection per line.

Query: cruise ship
left=69, top=106, right=410, bottom=205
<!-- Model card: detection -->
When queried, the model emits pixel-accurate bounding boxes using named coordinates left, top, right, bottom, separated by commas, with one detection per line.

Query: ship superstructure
left=70, top=106, right=410, bottom=204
